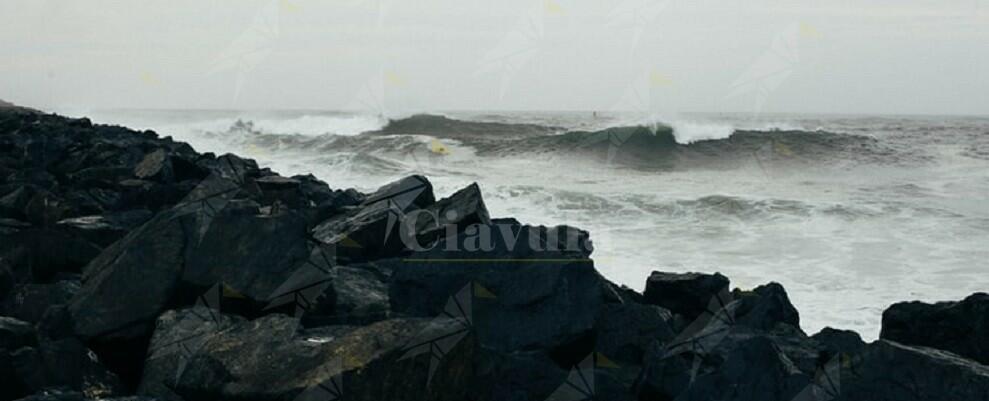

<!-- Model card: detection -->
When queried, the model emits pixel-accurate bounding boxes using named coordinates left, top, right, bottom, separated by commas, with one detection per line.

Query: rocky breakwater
left=1, top=104, right=988, bottom=401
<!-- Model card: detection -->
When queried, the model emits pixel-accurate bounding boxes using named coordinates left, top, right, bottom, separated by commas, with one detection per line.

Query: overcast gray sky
left=2, top=0, right=987, bottom=115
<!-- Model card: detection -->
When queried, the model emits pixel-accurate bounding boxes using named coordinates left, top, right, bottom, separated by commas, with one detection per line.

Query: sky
left=1, top=0, right=987, bottom=115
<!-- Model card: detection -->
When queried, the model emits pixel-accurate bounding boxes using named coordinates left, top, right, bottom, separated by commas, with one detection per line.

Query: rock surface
left=881, top=292, right=989, bottom=365
left=1, top=106, right=987, bottom=401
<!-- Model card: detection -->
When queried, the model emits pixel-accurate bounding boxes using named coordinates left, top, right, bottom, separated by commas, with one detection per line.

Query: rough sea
left=63, top=109, right=989, bottom=339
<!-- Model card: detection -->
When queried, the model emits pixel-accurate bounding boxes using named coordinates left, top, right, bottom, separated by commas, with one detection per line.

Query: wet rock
left=812, top=327, right=866, bottom=356
left=313, top=175, right=436, bottom=260
left=172, top=315, right=471, bottom=401
left=594, top=302, right=676, bottom=366
left=881, top=292, right=989, bottom=365
left=643, top=271, right=731, bottom=322
left=388, top=221, right=601, bottom=353
left=411, top=183, right=491, bottom=246
left=298, top=264, right=392, bottom=326
left=837, top=340, right=989, bottom=401
left=182, top=205, right=311, bottom=309
left=67, top=207, right=193, bottom=342
left=138, top=307, right=244, bottom=401
left=730, top=282, right=801, bottom=332
left=635, top=331, right=815, bottom=401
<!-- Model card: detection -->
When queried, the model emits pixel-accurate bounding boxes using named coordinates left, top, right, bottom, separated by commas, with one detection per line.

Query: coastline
left=1, top=106, right=988, bottom=401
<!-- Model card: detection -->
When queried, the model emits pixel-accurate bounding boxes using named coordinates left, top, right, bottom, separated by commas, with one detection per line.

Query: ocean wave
left=186, top=113, right=898, bottom=171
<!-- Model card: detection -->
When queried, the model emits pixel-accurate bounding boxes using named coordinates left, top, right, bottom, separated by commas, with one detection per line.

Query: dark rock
left=812, top=327, right=866, bottom=356
left=301, top=264, right=391, bottom=326
left=0, top=259, right=13, bottom=300
left=730, top=282, right=801, bottom=332
left=388, top=221, right=601, bottom=353
left=643, top=271, right=731, bottom=322
left=836, top=340, right=989, bottom=401
left=5, top=338, right=125, bottom=400
left=411, top=182, right=491, bottom=246
left=12, top=389, right=157, bottom=401
left=181, top=205, right=311, bottom=309
left=880, top=292, right=989, bottom=365
left=313, top=175, right=436, bottom=260
left=14, top=229, right=102, bottom=283
left=67, top=205, right=193, bottom=342
left=3, top=280, right=80, bottom=324
left=635, top=329, right=817, bottom=401
left=36, top=305, right=75, bottom=341
left=172, top=315, right=471, bottom=401
left=0, top=317, right=36, bottom=350
left=594, top=302, right=675, bottom=366
left=138, top=307, right=244, bottom=401
left=68, top=175, right=243, bottom=342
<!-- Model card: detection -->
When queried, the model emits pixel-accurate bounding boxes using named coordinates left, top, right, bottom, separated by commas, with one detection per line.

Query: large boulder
left=643, top=272, right=730, bottom=322
left=880, top=293, right=989, bottom=365
left=836, top=340, right=989, bottom=401
left=388, top=220, right=599, bottom=353
left=171, top=314, right=471, bottom=401
left=181, top=202, right=312, bottom=310
left=729, top=282, right=801, bottom=332
left=138, top=307, right=244, bottom=401
left=313, top=175, right=435, bottom=260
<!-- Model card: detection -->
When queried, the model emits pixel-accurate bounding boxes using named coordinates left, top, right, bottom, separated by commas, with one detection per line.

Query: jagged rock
left=812, top=327, right=866, bottom=356
left=836, top=340, right=989, bottom=401
left=411, top=183, right=491, bottom=246
left=68, top=207, right=193, bottom=342
left=138, top=307, right=244, bottom=401
left=730, top=282, right=801, bottom=332
left=313, top=175, right=435, bottom=260
left=68, top=174, right=243, bottom=342
left=388, top=221, right=599, bottom=353
left=302, top=264, right=391, bottom=326
left=635, top=330, right=816, bottom=401
left=594, top=302, right=676, bottom=366
left=880, top=293, right=989, bottom=365
left=182, top=204, right=311, bottom=309
left=172, top=315, right=471, bottom=401
left=0, top=317, right=36, bottom=350
left=643, top=271, right=730, bottom=322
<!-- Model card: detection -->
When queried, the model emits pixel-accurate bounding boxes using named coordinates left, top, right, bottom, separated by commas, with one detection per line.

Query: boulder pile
left=1, top=105, right=988, bottom=401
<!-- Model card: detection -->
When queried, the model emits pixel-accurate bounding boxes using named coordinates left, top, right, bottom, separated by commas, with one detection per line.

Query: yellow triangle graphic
left=474, top=282, right=497, bottom=299
left=222, top=283, right=246, bottom=299
left=339, top=235, right=363, bottom=248
left=595, top=352, right=620, bottom=369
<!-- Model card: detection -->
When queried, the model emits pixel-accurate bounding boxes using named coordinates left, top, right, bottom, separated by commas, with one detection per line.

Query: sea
left=58, top=108, right=989, bottom=340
